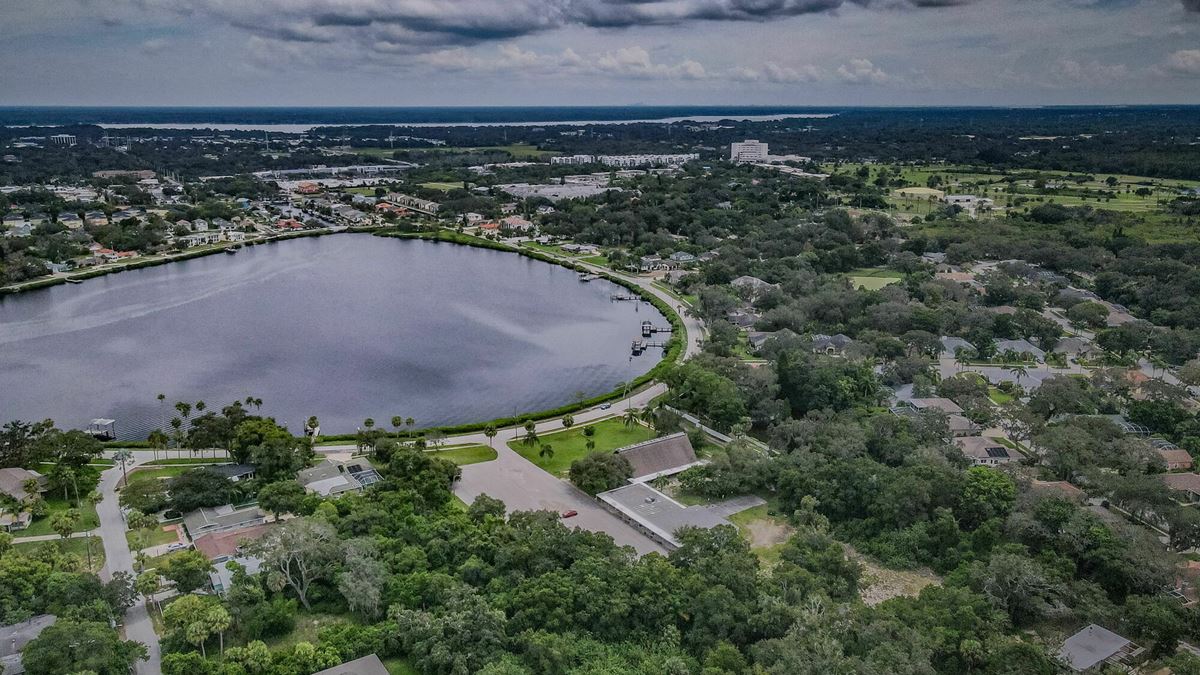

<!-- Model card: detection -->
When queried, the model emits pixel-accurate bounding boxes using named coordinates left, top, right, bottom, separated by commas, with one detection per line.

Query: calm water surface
left=0, top=235, right=664, bottom=438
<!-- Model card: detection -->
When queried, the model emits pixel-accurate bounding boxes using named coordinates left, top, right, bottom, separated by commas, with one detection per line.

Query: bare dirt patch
left=848, top=545, right=942, bottom=606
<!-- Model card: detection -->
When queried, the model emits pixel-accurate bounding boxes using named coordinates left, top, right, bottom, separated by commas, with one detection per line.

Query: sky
left=1, top=0, right=1199, bottom=106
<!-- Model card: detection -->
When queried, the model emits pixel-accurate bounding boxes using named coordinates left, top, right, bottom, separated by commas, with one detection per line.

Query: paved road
left=12, top=529, right=99, bottom=544
left=96, top=453, right=161, bottom=675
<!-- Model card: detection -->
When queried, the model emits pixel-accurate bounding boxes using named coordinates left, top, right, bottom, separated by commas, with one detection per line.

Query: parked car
left=561, top=510, right=578, bottom=519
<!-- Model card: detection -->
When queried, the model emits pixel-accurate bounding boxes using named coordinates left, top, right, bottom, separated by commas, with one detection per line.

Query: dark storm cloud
left=159, top=0, right=980, bottom=48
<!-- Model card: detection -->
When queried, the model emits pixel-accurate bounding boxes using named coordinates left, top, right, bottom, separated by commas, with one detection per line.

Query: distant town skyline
left=3, top=0, right=1199, bottom=106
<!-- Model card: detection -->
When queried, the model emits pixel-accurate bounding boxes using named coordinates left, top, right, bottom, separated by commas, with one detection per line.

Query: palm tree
left=391, top=416, right=404, bottom=435
left=1006, top=363, right=1029, bottom=385
left=114, top=449, right=133, bottom=488
left=522, top=421, right=539, bottom=448
left=306, top=416, right=320, bottom=440
left=50, top=508, right=80, bottom=553
left=169, top=418, right=183, bottom=458
left=539, top=444, right=554, bottom=461
left=195, top=400, right=206, bottom=414
left=623, top=407, right=641, bottom=427
left=562, top=414, right=575, bottom=430
left=483, top=424, right=497, bottom=448
left=148, top=429, right=168, bottom=462
left=208, top=605, right=232, bottom=657
left=85, top=490, right=102, bottom=570
left=583, top=425, right=596, bottom=452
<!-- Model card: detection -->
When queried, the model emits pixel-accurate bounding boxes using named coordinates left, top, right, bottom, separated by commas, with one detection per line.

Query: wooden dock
left=640, top=320, right=671, bottom=337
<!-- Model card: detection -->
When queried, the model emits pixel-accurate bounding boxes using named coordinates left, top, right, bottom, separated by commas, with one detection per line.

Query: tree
left=206, top=604, right=232, bottom=657
left=253, top=518, right=341, bottom=610
left=167, top=468, right=235, bottom=513
left=483, top=424, right=497, bottom=448
left=623, top=407, right=641, bottom=427
left=161, top=550, right=215, bottom=594
left=582, top=424, right=597, bottom=452
left=338, top=539, right=387, bottom=619
left=113, top=448, right=133, bottom=488
left=148, top=428, right=169, bottom=462
left=258, top=480, right=306, bottom=520
left=233, top=418, right=305, bottom=481
left=958, top=466, right=1016, bottom=529
left=50, top=507, right=80, bottom=550
left=1066, top=301, right=1109, bottom=328
left=569, top=453, right=632, bottom=495
left=135, top=571, right=162, bottom=616
left=562, top=414, right=575, bottom=430
left=522, top=420, right=540, bottom=448
left=21, top=620, right=147, bottom=675
left=539, top=444, right=554, bottom=461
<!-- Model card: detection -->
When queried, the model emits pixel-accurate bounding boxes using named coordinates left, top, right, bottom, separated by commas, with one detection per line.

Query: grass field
left=431, top=445, right=497, bottom=466
left=14, top=538, right=105, bottom=572
left=988, top=387, right=1015, bottom=404
left=729, top=503, right=793, bottom=566
left=121, top=465, right=194, bottom=489
left=21, top=497, right=100, bottom=537
left=126, top=523, right=182, bottom=550
left=848, top=267, right=903, bottom=291
left=508, top=417, right=656, bottom=476
left=419, top=181, right=466, bottom=191
left=142, top=458, right=226, bottom=466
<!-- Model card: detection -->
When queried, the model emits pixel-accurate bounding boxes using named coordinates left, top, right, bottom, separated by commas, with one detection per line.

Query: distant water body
left=0, top=235, right=665, bottom=439
left=0, top=106, right=836, bottom=132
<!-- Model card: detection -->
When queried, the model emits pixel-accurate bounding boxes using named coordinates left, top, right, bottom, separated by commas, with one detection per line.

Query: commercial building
left=550, top=154, right=596, bottom=165
left=49, top=134, right=77, bottom=146
left=730, top=140, right=769, bottom=164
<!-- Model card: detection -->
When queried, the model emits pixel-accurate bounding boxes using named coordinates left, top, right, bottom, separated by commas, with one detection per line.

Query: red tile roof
left=192, top=522, right=274, bottom=560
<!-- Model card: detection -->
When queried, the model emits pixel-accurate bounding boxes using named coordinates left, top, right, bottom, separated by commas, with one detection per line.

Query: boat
left=224, top=247, right=238, bottom=254
left=64, top=277, right=83, bottom=284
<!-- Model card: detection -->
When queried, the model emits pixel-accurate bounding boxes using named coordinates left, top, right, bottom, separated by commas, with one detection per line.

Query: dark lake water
left=0, top=235, right=664, bottom=439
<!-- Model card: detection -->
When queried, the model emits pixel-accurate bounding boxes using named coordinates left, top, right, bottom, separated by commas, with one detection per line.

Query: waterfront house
left=298, top=459, right=382, bottom=496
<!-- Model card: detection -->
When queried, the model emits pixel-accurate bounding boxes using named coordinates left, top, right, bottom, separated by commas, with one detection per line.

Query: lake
left=0, top=234, right=665, bottom=439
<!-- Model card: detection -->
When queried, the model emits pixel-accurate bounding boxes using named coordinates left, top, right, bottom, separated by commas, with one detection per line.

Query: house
left=58, top=212, right=82, bottom=229
left=192, top=522, right=274, bottom=561
left=84, top=211, right=108, bottom=226
left=295, top=182, right=321, bottom=195
left=2, top=213, right=26, bottom=229
left=1057, top=624, right=1142, bottom=672
left=668, top=251, right=697, bottom=265
left=639, top=255, right=673, bottom=272
left=193, top=219, right=209, bottom=232
left=208, top=464, right=257, bottom=482
left=956, top=436, right=1024, bottom=466
left=614, top=432, right=703, bottom=482
left=810, top=333, right=854, bottom=356
left=1053, top=337, right=1102, bottom=361
left=907, top=397, right=964, bottom=415
left=1161, top=472, right=1200, bottom=504
left=747, top=330, right=797, bottom=353
left=179, top=232, right=221, bottom=248
left=939, top=336, right=976, bottom=356
left=499, top=202, right=518, bottom=215
left=463, top=212, right=485, bottom=224
left=0, top=467, right=47, bottom=501
left=502, top=215, right=534, bottom=232
left=181, top=505, right=267, bottom=540
left=312, top=654, right=390, bottom=675
left=994, top=338, right=1046, bottom=362
left=730, top=275, right=779, bottom=297
left=726, top=309, right=759, bottom=330
left=0, top=615, right=56, bottom=675
left=276, top=218, right=305, bottom=230
left=947, top=414, right=983, bottom=437
left=1030, top=480, right=1087, bottom=503
left=297, top=459, right=383, bottom=496
left=561, top=243, right=600, bottom=255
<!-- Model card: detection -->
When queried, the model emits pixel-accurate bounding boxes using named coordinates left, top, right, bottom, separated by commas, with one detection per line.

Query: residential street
left=96, top=453, right=161, bottom=675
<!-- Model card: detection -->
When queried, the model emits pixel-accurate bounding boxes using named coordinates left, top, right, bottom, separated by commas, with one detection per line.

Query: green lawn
left=383, top=659, right=419, bottom=675
left=14, top=537, right=105, bottom=572
left=431, top=445, right=497, bottom=465
left=21, top=497, right=100, bottom=537
left=988, top=387, right=1015, bottom=404
left=507, top=417, right=656, bottom=476
left=126, top=522, right=182, bottom=550
left=848, top=267, right=904, bottom=291
left=121, top=465, right=194, bottom=489
left=420, top=181, right=466, bottom=191
left=263, top=613, right=358, bottom=650
left=142, top=458, right=226, bottom=466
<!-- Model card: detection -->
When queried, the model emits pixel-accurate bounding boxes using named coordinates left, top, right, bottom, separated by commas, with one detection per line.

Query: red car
left=560, top=510, right=578, bottom=519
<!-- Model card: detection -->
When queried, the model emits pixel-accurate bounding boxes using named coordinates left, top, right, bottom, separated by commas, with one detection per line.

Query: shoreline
left=8, top=226, right=689, bottom=444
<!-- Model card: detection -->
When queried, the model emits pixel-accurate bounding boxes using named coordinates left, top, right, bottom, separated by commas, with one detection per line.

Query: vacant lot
left=508, top=417, right=655, bottom=476
left=431, top=445, right=497, bottom=466
left=730, top=504, right=794, bottom=566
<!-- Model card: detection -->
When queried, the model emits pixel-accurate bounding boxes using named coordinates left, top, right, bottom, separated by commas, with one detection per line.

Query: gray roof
left=0, top=468, right=45, bottom=501
left=994, top=338, right=1046, bottom=359
left=182, top=505, right=266, bottom=539
left=207, top=464, right=256, bottom=479
left=312, top=654, right=390, bottom=675
left=615, top=432, right=701, bottom=481
left=597, top=482, right=734, bottom=548
left=297, top=459, right=382, bottom=496
left=908, top=397, right=964, bottom=414
left=0, top=615, right=55, bottom=675
left=939, top=336, right=976, bottom=355
left=1058, top=624, right=1134, bottom=671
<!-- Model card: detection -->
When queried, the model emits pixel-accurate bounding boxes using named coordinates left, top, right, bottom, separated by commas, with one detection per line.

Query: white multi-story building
left=49, top=134, right=77, bottom=147
left=730, top=140, right=768, bottom=164
left=550, top=154, right=596, bottom=165
left=594, top=154, right=698, bottom=168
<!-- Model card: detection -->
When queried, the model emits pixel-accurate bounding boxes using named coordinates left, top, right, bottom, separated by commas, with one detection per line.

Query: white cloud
left=1166, top=49, right=1200, bottom=76
left=1051, top=58, right=1130, bottom=84
left=835, top=58, right=890, bottom=84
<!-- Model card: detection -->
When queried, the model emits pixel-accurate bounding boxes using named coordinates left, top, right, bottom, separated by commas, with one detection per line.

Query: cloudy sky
left=1, top=0, right=1199, bottom=106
